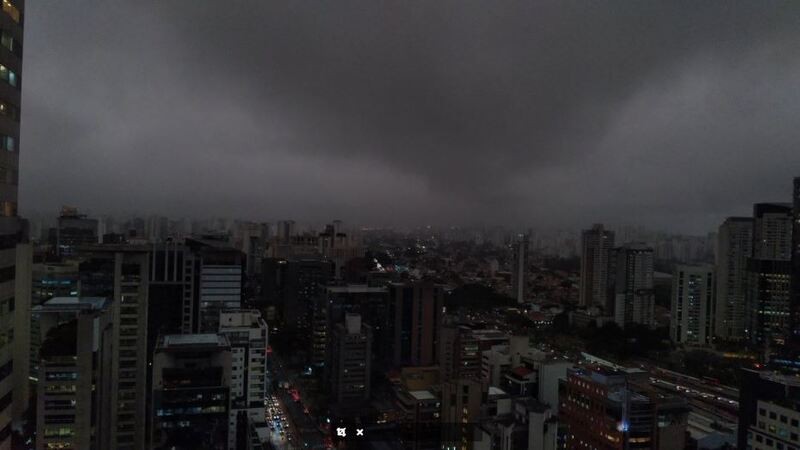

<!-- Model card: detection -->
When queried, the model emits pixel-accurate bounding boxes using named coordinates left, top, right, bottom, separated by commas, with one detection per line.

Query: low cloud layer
left=18, top=1, right=800, bottom=232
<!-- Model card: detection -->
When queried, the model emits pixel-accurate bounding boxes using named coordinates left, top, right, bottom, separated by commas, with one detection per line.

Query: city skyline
left=17, top=2, right=800, bottom=233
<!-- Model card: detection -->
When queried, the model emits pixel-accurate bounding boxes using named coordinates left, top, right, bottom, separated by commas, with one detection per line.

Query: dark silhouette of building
left=580, top=224, right=615, bottom=310
left=738, top=369, right=800, bottom=449
left=56, top=206, right=98, bottom=256
left=747, top=203, right=793, bottom=346
left=151, top=334, right=232, bottom=450
left=389, top=281, right=444, bottom=368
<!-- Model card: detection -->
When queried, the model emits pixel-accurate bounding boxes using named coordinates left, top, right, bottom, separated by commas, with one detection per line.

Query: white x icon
left=356, top=429, right=364, bottom=436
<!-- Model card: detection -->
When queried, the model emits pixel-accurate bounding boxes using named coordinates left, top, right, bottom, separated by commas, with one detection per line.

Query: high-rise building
left=791, top=177, right=800, bottom=340
left=194, top=240, right=244, bottom=333
left=561, top=366, right=688, bottom=450
left=715, top=217, right=754, bottom=340
left=671, top=264, right=715, bottom=345
left=218, top=309, right=268, bottom=449
left=440, top=378, right=483, bottom=449
left=262, top=257, right=333, bottom=334
left=312, top=284, right=388, bottom=370
left=56, top=207, right=99, bottom=256
left=580, top=224, right=615, bottom=310
left=738, top=369, right=800, bottom=449
left=747, top=203, right=793, bottom=346
left=612, top=243, right=655, bottom=328
left=0, top=1, right=24, bottom=445
left=78, top=245, right=150, bottom=450
left=151, top=334, right=232, bottom=450
left=329, top=313, right=372, bottom=410
left=388, top=281, right=444, bottom=368
left=34, top=297, right=111, bottom=450
left=511, top=234, right=529, bottom=304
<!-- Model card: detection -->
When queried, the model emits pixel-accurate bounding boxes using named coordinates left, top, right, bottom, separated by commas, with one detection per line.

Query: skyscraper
left=0, top=1, right=23, bottom=447
left=715, top=217, right=754, bottom=340
left=738, top=369, right=800, bottom=449
left=218, top=309, right=268, bottom=449
left=329, top=313, right=372, bottom=411
left=511, top=233, right=529, bottom=304
left=671, top=264, right=715, bottom=345
left=79, top=245, right=151, bottom=450
left=613, top=243, right=655, bottom=328
left=791, top=177, right=800, bottom=340
left=151, top=334, right=232, bottom=450
left=56, top=207, right=98, bottom=256
left=579, top=224, right=615, bottom=310
left=388, top=281, right=444, bottom=368
left=34, top=297, right=111, bottom=450
left=747, top=203, right=793, bottom=346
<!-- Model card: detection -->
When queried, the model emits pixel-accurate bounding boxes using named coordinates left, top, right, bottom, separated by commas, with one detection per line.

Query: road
left=271, top=355, right=328, bottom=449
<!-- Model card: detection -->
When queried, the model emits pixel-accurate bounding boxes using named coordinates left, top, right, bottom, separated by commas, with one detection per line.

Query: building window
left=1, top=0, right=18, bottom=23
left=0, top=31, right=14, bottom=54
left=0, top=135, right=12, bottom=152
left=0, top=64, right=15, bottom=87
left=0, top=100, right=18, bottom=121
left=0, top=201, right=15, bottom=217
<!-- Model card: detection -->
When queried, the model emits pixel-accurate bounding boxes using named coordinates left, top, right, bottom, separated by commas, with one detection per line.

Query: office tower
left=579, top=224, right=615, bottom=310
left=166, top=237, right=245, bottom=333
left=747, top=203, right=793, bottom=346
left=715, top=217, right=754, bottom=340
left=613, top=243, right=655, bottom=328
left=389, top=281, right=444, bottom=368
left=78, top=245, right=150, bottom=450
left=145, top=215, right=168, bottom=243
left=12, top=243, right=30, bottom=426
left=330, top=313, right=372, bottom=410
left=753, top=203, right=793, bottom=261
left=26, top=248, right=70, bottom=378
left=218, top=309, right=268, bottom=449
left=671, top=264, right=715, bottom=345
left=440, top=378, right=483, bottom=449
left=792, top=177, right=800, bottom=339
left=277, top=220, right=296, bottom=243
left=312, top=284, right=388, bottom=370
left=561, top=366, right=688, bottom=450
left=56, top=207, right=99, bottom=256
left=235, top=221, right=269, bottom=277
left=738, top=369, right=800, bottom=449
left=151, top=334, right=232, bottom=450
left=262, top=257, right=334, bottom=334
left=34, top=297, right=111, bottom=450
left=0, top=3, right=23, bottom=445
left=318, top=221, right=365, bottom=278
left=511, top=234, right=529, bottom=304
left=439, top=325, right=509, bottom=386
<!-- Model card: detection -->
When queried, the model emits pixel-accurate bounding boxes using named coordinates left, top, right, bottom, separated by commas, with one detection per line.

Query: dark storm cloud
left=18, top=1, right=800, bottom=231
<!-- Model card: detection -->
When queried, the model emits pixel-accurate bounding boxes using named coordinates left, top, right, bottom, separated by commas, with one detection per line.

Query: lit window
left=0, top=64, right=16, bottom=87
left=2, top=0, right=19, bottom=23
left=0, top=135, right=13, bottom=151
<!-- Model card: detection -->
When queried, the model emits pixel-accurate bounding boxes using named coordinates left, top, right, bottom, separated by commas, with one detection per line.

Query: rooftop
left=409, top=390, right=436, bottom=401
left=327, top=285, right=387, bottom=294
left=34, top=296, right=107, bottom=313
left=161, top=334, right=229, bottom=348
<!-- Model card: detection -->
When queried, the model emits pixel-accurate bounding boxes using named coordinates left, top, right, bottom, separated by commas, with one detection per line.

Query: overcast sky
left=17, top=1, right=800, bottom=233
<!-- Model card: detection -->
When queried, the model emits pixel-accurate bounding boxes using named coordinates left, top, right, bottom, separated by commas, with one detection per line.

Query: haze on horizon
left=17, top=1, right=800, bottom=234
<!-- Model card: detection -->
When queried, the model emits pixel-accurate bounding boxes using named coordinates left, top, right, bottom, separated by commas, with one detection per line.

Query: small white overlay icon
left=336, top=427, right=347, bottom=437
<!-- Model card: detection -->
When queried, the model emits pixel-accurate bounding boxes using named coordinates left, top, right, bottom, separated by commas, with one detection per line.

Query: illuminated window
left=0, top=100, right=19, bottom=121
left=1, top=1, right=18, bottom=23
left=0, top=135, right=13, bottom=151
left=0, top=64, right=16, bottom=87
